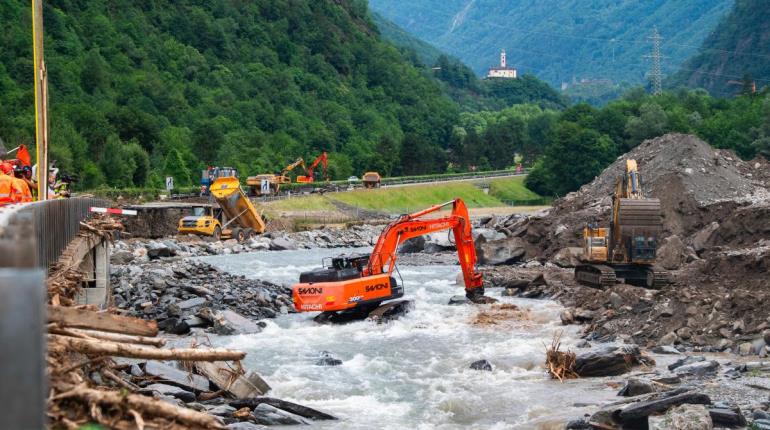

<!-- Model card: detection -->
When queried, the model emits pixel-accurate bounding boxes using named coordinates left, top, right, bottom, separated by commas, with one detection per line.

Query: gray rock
left=618, top=378, right=655, bottom=397
left=674, top=360, right=720, bottom=376
left=475, top=235, right=527, bottom=265
left=755, top=419, right=770, bottom=430
left=208, top=404, right=237, bottom=417
left=657, top=235, right=687, bottom=270
left=709, top=407, right=747, bottom=428
left=565, top=418, right=591, bottom=429
left=552, top=247, right=582, bottom=268
left=715, top=338, right=733, bottom=351
left=269, top=237, right=297, bottom=251
left=111, top=250, right=135, bottom=265
left=141, top=383, right=196, bottom=403
left=677, top=327, right=693, bottom=340
left=691, top=222, right=719, bottom=252
left=227, top=423, right=267, bottom=430
left=469, top=359, right=492, bottom=371
left=448, top=295, right=469, bottom=305
left=668, top=355, right=706, bottom=371
left=660, top=332, right=678, bottom=345
left=208, top=309, right=264, bottom=335
left=652, top=345, right=681, bottom=355
left=763, top=330, right=770, bottom=346
left=252, top=403, right=310, bottom=426
left=167, top=297, right=207, bottom=316
left=754, top=410, right=770, bottom=421
left=739, top=342, right=753, bottom=356
left=472, top=228, right=506, bottom=242
left=609, top=292, right=624, bottom=309
left=144, top=361, right=210, bottom=392
left=316, top=352, right=342, bottom=366
left=398, top=236, right=425, bottom=253
left=649, top=404, right=713, bottom=430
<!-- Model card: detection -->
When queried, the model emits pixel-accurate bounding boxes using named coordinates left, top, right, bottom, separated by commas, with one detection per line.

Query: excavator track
left=645, top=266, right=670, bottom=289
left=575, top=264, right=616, bottom=288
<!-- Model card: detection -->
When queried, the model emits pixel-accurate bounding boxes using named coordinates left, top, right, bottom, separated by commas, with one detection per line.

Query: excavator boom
left=292, top=199, right=485, bottom=316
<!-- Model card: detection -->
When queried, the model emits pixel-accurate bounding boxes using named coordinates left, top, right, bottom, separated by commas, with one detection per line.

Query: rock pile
left=111, top=259, right=291, bottom=335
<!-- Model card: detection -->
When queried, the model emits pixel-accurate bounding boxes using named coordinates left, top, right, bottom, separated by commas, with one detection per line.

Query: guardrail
left=0, top=198, right=106, bottom=269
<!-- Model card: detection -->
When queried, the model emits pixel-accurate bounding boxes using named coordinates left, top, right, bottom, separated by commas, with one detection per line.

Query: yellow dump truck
left=178, top=176, right=266, bottom=241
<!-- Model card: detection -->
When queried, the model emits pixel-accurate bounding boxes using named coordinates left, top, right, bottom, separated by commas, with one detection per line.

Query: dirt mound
left=485, top=133, right=770, bottom=259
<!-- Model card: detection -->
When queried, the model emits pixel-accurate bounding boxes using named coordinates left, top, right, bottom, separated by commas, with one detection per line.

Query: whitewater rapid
left=202, top=248, right=618, bottom=429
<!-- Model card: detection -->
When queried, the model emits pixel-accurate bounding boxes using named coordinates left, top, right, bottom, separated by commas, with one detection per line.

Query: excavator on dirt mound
left=292, top=199, right=493, bottom=323
left=575, top=159, right=670, bottom=289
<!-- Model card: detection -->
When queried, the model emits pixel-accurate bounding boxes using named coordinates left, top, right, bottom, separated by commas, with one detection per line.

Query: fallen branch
left=49, top=306, right=158, bottom=337
left=102, top=369, right=140, bottom=391
left=544, top=331, right=579, bottom=381
left=49, top=335, right=245, bottom=361
left=53, top=383, right=224, bottom=429
left=50, top=326, right=165, bottom=347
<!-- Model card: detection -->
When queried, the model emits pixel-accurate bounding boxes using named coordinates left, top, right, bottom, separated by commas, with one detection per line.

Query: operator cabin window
left=591, top=237, right=606, bottom=246
left=193, top=207, right=205, bottom=217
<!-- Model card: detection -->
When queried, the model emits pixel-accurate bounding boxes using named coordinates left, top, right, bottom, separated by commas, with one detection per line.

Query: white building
left=486, top=50, right=517, bottom=79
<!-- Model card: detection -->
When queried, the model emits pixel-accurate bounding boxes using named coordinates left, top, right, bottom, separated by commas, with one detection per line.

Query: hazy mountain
left=369, top=0, right=733, bottom=87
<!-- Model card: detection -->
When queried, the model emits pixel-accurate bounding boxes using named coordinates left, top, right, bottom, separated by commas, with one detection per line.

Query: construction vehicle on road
left=296, top=152, right=329, bottom=184
left=247, top=158, right=305, bottom=196
left=179, top=176, right=266, bottom=241
left=292, top=198, right=492, bottom=323
left=575, top=159, right=669, bottom=288
left=362, top=171, right=381, bottom=188
left=200, top=167, right=238, bottom=196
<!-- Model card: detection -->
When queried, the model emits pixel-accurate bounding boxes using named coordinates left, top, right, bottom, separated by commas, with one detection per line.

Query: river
left=201, top=248, right=619, bottom=429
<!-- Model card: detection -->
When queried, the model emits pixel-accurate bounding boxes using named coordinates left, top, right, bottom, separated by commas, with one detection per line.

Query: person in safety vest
left=0, top=163, right=16, bottom=205
left=12, top=165, right=32, bottom=203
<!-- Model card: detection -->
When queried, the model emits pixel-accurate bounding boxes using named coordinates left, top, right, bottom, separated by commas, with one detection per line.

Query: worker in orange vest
left=0, top=163, right=16, bottom=205
left=12, top=165, right=33, bottom=203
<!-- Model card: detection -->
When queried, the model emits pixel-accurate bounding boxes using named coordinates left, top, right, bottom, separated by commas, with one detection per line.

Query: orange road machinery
left=292, top=199, right=488, bottom=321
left=296, top=152, right=329, bottom=184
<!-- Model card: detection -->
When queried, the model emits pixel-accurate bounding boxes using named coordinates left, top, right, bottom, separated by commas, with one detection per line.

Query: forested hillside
left=368, top=0, right=732, bottom=87
left=669, top=0, right=770, bottom=96
left=0, top=0, right=460, bottom=189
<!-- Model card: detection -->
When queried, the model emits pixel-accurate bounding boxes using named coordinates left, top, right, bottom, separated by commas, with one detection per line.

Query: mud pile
left=482, top=133, right=770, bottom=352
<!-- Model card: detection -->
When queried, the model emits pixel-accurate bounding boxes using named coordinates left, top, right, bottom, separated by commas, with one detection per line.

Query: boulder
left=398, top=236, right=425, bottom=253
left=473, top=228, right=506, bottom=242
left=657, top=235, right=687, bottom=270
left=618, top=391, right=711, bottom=422
left=448, top=295, right=470, bottom=305
left=652, top=345, right=681, bottom=355
left=574, top=344, right=649, bottom=377
left=141, top=383, right=196, bottom=403
left=618, top=378, right=656, bottom=397
left=230, top=398, right=337, bottom=421
left=475, top=235, right=527, bottom=265
left=565, top=418, right=591, bottom=429
left=269, top=237, right=297, bottom=251
left=649, top=404, right=713, bottom=430
left=144, top=361, right=210, bottom=392
left=668, top=355, right=705, bottom=371
left=674, top=360, right=719, bottom=377
left=195, top=361, right=270, bottom=398
left=691, top=222, right=719, bottom=253
left=167, top=297, right=207, bottom=316
left=708, top=407, right=747, bottom=428
left=739, top=342, right=753, bottom=356
left=469, top=359, right=492, bottom=371
left=754, top=420, right=770, bottom=430
left=552, top=247, right=583, bottom=268
left=110, top=250, right=135, bottom=265
left=204, top=309, right=264, bottom=335
left=316, top=352, right=343, bottom=366
left=208, top=404, right=236, bottom=417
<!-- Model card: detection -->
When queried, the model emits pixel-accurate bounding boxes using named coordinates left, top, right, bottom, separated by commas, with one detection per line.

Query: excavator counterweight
left=575, top=160, right=670, bottom=289
left=292, top=199, right=489, bottom=322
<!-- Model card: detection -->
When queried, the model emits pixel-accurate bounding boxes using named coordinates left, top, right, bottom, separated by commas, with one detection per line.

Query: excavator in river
left=575, top=159, right=669, bottom=289
left=292, top=198, right=492, bottom=323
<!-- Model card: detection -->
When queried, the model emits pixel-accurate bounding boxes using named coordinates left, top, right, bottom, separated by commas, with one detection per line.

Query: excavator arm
left=292, top=199, right=486, bottom=315
left=298, top=152, right=329, bottom=183
left=366, top=199, right=483, bottom=295
left=280, top=158, right=306, bottom=177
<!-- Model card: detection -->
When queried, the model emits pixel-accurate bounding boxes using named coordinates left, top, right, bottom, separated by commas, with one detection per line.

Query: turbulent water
left=202, top=249, right=618, bottom=429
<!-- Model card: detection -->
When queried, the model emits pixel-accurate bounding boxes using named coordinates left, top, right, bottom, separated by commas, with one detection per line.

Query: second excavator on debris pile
left=575, top=159, right=670, bottom=289
left=292, top=198, right=493, bottom=323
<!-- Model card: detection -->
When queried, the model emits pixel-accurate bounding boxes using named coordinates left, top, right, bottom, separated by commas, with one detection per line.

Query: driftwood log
left=53, top=383, right=225, bottom=429
left=48, top=306, right=158, bottom=336
left=49, top=335, right=245, bottom=361
left=49, top=326, right=166, bottom=347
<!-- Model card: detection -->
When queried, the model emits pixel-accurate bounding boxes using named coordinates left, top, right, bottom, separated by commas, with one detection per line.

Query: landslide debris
left=479, top=133, right=770, bottom=353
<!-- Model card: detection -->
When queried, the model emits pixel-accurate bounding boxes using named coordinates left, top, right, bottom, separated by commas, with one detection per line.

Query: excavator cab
left=582, top=226, right=608, bottom=262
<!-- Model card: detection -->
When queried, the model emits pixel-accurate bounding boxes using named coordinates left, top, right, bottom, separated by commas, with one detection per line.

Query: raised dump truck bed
left=209, top=176, right=266, bottom=234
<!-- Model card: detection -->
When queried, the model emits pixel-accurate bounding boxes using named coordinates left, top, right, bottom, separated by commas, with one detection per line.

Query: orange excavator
left=292, top=199, right=491, bottom=323
left=296, top=152, right=329, bottom=183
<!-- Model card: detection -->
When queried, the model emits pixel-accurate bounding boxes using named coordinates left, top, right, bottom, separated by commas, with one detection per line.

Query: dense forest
left=669, top=0, right=770, bottom=96
left=369, top=0, right=732, bottom=87
left=0, top=0, right=463, bottom=189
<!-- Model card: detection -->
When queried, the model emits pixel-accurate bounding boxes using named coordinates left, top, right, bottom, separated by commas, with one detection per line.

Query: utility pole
left=645, top=27, right=663, bottom=96
left=32, top=0, right=49, bottom=200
